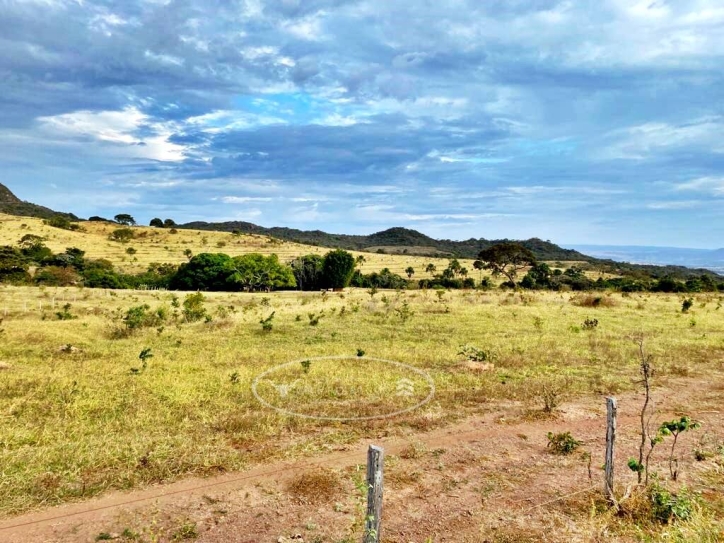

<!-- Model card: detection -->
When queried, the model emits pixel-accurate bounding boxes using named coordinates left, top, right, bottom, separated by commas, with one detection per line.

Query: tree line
left=1, top=236, right=721, bottom=293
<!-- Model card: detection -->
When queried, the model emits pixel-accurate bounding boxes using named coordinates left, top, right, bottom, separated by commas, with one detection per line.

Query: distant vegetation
left=181, top=221, right=720, bottom=280
left=0, top=181, right=721, bottom=283
left=2, top=232, right=723, bottom=294
left=181, top=222, right=590, bottom=261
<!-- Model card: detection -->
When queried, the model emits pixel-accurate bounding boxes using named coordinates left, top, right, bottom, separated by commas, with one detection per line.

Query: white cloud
left=144, top=50, right=185, bottom=66
left=283, top=15, right=325, bottom=41
left=37, top=107, right=187, bottom=161
left=674, top=176, right=724, bottom=196
left=602, top=116, right=724, bottom=159
left=220, top=196, right=273, bottom=203
left=186, top=109, right=286, bottom=133
left=646, top=200, right=702, bottom=210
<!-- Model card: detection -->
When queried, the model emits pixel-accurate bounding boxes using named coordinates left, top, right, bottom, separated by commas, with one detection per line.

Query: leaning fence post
left=605, top=397, right=617, bottom=503
left=363, top=445, right=384, bottom=543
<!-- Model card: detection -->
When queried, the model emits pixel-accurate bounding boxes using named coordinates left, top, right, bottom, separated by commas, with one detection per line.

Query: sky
left=1, top=0, right=723, bottom=248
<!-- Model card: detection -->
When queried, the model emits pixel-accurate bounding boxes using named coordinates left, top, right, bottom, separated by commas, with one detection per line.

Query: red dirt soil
left=1, top=377, right=722, bottom=542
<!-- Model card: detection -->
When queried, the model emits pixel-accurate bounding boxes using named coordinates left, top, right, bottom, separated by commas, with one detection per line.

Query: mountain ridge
left=180, top=221, right=589, bottom=261
left=0, top=182, right=79, bottom=221
left=0, top=182, right=719, bottom=278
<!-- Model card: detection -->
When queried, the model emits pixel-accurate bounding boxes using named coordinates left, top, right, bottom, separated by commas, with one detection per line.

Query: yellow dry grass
left=0, top=213, right=479, bottom=278
left=1, top=283, right=722, bottom=519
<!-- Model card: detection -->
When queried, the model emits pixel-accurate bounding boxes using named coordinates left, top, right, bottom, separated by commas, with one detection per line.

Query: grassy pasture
left=1, top=284, right=722, bottom=519
left=0, top=214, right=478, bottom=278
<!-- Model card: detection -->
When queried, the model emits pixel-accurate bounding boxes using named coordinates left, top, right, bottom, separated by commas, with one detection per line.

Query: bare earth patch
left=1, top=376, right=722, bottom=542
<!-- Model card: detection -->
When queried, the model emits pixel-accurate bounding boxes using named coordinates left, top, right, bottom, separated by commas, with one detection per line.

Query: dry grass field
left=0, top=213, right=479, bottom=279
left=1, top=213, right=723, bottom=541
left=0, top=281, right=723, bottom=541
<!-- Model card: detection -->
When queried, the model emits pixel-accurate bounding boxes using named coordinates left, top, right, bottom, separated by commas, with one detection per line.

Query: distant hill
left=571, top=244, right=724, bottom=275
left=180, top=222, right=589, bottom=261
left=0, top=182, right=79, bottom=221
left=0, top=183, right=718, bottom=279
left=180, top=222, right=720, bottom=278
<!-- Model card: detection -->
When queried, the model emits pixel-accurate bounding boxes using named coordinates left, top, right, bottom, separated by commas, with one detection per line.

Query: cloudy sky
left=1, top=0, right=723, bottom=247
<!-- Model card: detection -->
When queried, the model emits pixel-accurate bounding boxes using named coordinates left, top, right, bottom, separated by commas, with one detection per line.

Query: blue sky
left=1, top=0, right=723, bottom=248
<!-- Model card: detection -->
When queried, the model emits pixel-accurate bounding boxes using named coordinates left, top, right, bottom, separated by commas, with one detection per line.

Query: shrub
left=546, top=432, right=581, bottom=455
left=260, top=312, right=275, bottom=332
left=182, top=292, right=207, bottom=322
left=650, top=484, right=694, bottom=524
left=681, top=298, right=694, bottom=313
left=108, top=228, right=135, bottom=243
left=55, top=303, right=77, bottom=321
left=582, top=318, right=598, bottom=330
left=571, top=294, right=616, bottom=308
left=123, top=304, right=165, bottom=331
left=458, top=344, right=493, bottom=362
left=44, top=216, right=82, bottom=231
left=34, top=266, right=81, bottom=287
left=536, top=376, right=571, bottom=412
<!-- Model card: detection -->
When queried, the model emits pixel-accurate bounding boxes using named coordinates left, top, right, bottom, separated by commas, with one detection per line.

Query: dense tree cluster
left=0, top=236, right=176, bottom=289
left=150, top=218, right=177, bottom=228
left=170, top=253, right=296, bottom=292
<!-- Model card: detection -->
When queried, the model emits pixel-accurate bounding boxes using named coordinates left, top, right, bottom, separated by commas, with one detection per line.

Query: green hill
left=181, top=222, right=590, bottom=261
left=0, top=182, right=79, bottom=221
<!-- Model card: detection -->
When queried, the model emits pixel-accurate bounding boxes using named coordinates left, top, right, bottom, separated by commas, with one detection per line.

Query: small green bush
left=650, top=484, right=694, bottom=523
left=183, top=292, right=207, bottom=322
left=546, top=431, right=581, bottom=455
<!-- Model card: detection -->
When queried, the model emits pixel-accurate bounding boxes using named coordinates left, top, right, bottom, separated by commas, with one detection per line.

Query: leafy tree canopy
left=474, top=243, right=537, bottom=286
left=290, top=254, right=325, bottom=291
left=229, top=253, right=296, bottom=291
left=114, top=214, right=136, bottom=226
left=321, top=249, right=356, bottom=289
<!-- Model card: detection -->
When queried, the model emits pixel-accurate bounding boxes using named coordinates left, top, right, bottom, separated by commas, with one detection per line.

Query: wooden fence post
left=363, top=445, right=384, bottom=543
left=605, top=397, right=617, bottom=503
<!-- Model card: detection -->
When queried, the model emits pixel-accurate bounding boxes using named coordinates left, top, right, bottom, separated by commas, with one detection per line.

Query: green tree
left=114, top=214, right=136, bottom=226
left=149, top=218, right=164, bottom=228
left=163, top=219, right=177, bottom=228
left=447, top=258, right=462, bottom=277
left=109, top=228, right=135, bottom=243
left=18, top=234, right=52, bottom=262
left=425, top=263, right=436, bottom=274
left=290, top=254, right=325, bottom=290
left=405, top=266, right=415, bottom=279
left=44, top=247, right=86, bottom=270
left=170, top=253, right=236, bottom=291
left=18, top=234, right=45, bottom=250
left=322, top=249, right=356, bottom=289
left=0, top=246, right=30, bottom=284
left=44, top=216, right=81, bottom=231
left=229, top=254, right=296, bottom=292
left=34, top=266, right=81, bottom=287
left=474, top=243, right=537, bottom=287
left=520, top=263, right=553, bottom=289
